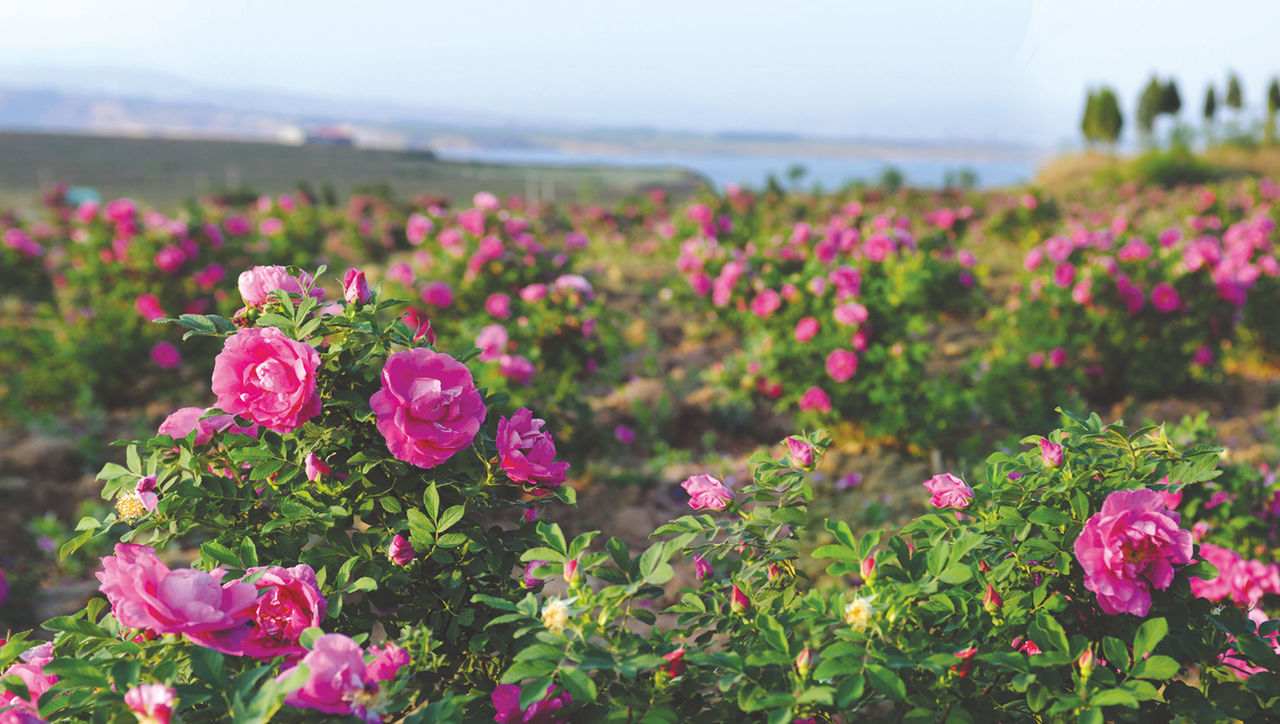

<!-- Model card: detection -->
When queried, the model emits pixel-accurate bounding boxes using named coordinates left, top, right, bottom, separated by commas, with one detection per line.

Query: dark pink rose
left=237, top=266, right=323, bottom=307
left=681, top=474, right=732, bottom=511
left=496, top=408, right=570, bottom=488
left=211, top=327, right=322, bottom=434
left=241, top=564, right=326, bottom=661
left=370, top=349, right=486, bottom=468
left=343, top=268, right=371, bottom=305
left=492, top=684, right=571, bottom=724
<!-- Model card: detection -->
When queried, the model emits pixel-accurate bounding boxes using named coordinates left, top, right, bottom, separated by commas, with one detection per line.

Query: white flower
left=542, top=598, right=569, bottom=634
left=844, top=596, right=873, bottom=631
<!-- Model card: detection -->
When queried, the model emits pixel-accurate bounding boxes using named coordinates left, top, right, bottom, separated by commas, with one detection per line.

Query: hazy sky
left=1, top=0, right=1278, bottom=146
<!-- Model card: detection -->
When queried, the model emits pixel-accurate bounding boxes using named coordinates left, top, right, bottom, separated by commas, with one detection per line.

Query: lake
left=434, top=146, right=1046, bottom=191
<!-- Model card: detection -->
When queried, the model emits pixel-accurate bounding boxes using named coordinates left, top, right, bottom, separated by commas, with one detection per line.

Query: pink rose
left=1150, top=283, right=1180, bottom=313
left=492, top=684, right=572, bottom=724
left=475, top=325, right=509, bottom=363
left=304, top=453, right=331, bottom=482
left=237, top=266, right=323, bottom=307
left=370, top=349, right=486, bottom=468
left=0, top=643, right=56, bottom=714
left=96, top=544, right=258, bottom=654
left=158, top=406, right=258, bottom=445
left=343, top=268, right=371, bottom=305
left=497, top=408, right=570, bottom=488
left=136, top=475, right=159, bottom=513
left=124, top=684, right=175, bottom=724
left=420, top=281, right=453, bottom=307
left=458, top=209, right=486, bottom=236
left=750, top=289, right=782, bottom=318
left=136, top=294, right=167, bottom=321
left=694, top=555, right=713, bottom=580
left=406, top=213, right=433, bottom=245
left=388, top=534, right=416, bottom=565
left=365, top=642, right=410, bottom=682
left=520, top=283, right=548, bottom=302
left=498, top=354, right=536, bottom=386
left=798, top=386, right=832, bottom=414
left=833, top=303, right=868, bottom=326
left=614, top=425, right=635, bottom=444
left=923, top=473, right=973, bottom=509
left=1073, top=489, right=1194, bottom=616
left=795, top=317, right=820, bottom=343
left=825, top=349, right=858, bottom=382
left=486, top=293, right=512, bottom=319
left=151, top=342, right=182, bottom=369
left=241, top=564, right=326, bottom=661
left=681, top=474, right=732, bottom=510
left=211, top=327, right=322, bottom=434
left=279, top=633, right=403, bottom=720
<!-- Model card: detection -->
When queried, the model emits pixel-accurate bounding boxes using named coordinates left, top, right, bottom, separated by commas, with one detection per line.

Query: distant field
left=0, top=131, right=708, bottom=208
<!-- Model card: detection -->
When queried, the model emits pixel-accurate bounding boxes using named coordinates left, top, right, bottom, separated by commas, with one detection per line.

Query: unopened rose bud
left=304, top=452, right=331, bottom=482
left=564, top=559, right=580, bottom=584
left=861, top=555, right=876, bottom=581
left=1039, top=438, right=1064, bottom=467
left=983, top=584, right=1003, bottom=615
left=786, top=436, right=814, bottom=468
left=795, top=648, right=813, bottom=679
left=694, top=555, right=713, bottom=580
left=1078, top=648, right=1095, bottom=680
left=662, top=647, right=686, bottom=677
left=730, top=584, right=750, bottom=614
left=343, top=268, right=371, bottom=305
left=524, top=561, right=548, bottom=589
left=388, top=534, right=416, bottom=566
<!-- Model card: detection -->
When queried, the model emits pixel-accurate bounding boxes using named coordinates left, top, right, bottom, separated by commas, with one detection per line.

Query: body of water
left=434, top=146, right=1045, bottom=190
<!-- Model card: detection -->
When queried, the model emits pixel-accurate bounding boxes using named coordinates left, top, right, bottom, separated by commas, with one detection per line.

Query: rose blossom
left=486, top=293, right=512, bottom=319
left=1072, top=489, right=1193, bottom=616
left=825, top=349, right=858, bottom=382
left=124, top=684, right=175, bottom=724
left=278, top=633, right=406, bottom=721
left=150, top=342, right=181, bottom=369
left=1039, top=438, right=1064, bottom=467
left=492, top=684, right=572, bottom=724
left=498, top=354, right=536, bottom=386
left=833, top=302, right=869, bottom=326
left=681, top=474, right=733, bottom=510
left=787, top=437, right=814, bottom=468
left=694, top=555, right=713, bottom=579
left=304, top=453, right=331, bottom=482
left=241, top=564, right=326, bottom=660
left=211, top=327, right=322, bottom=434
left=496, top=408, right=570, bottom=488
left=795, top=317, right=820, bottom=343
left=158, top=406, right=257, bottom=445
left=923, top=473, right=973, bottom=509
left=475, top=325, right=509, bottom=363
left=237, top=266, right=323, bottom=307
left=0, top=642, right=56, bottom=714
left=369, top=349, right=486, bottom=468
left=420, top=280, right=453, bottom=307
left=798, top=386, right=832, bottom=414
left=1150, top=283, right=1180, bottom=313
left=96, top=544, right=258, bottom=654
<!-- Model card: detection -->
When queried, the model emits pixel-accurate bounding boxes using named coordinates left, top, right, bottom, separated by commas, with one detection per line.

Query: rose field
left=5, top=174, right=1280, bottom=723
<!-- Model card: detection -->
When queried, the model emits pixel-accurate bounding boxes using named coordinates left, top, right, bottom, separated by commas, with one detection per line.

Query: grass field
left=0, top=131, right=708, bottom=208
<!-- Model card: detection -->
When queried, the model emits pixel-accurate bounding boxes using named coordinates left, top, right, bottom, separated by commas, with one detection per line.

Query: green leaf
left=560, top=667, right=597, bottom=702
left=812, top=545, right=860, bottom=560
left=1029, top=613, right=1069, bottom=653
left=1133, top=617, right=1167, bottom=661
left=42, top=615, right=110, bottom=639
left=1089, top=689, right=1139, bottom=708
left=436, top=504, right=466, bottom=533
left=538, top=522, right=568, bottom=556
left=423, top=483, right=440, bottom=519
left=755, top=614, right=789, bottom=654
left=348, top=576, right=378, bottom=593
left=1130, top=654, right=1179, bottom=680
left=865, top=664, right=906, bottom=701
left=299, top=627, right=324, bottom=650
left=42, top=658, right=109, bottom=688
left=190, top=646, right=228, bottom=687
left=202, top=540, right=243, bottom=570
left=407, top=508, right=436, bottom=546
left=501, top=659, right=558, bottom=683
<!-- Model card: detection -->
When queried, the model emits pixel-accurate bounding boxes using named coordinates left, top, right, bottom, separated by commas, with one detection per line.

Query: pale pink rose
left=863, top=232, right=895, bottom=261
left=388, top=534, right=416, bottom=565
left=834, top=303, right=868, bottom=326
left=406, top=213, right=433, bottom=245
left=237, top=266, right=323, bottom=307
left=0, top=642, right=56, bottom=714
left=136, top=475, right=159, bottom=513
left=795, top=317, right=820, bottom=343
left=151, top=342, right=181, bottom=369
left=343, top=268, right=371, bottom=305
left=923, top=473, right=973, bottom=509
left=124, top=683, right=175, bottom=724
left=475, top=325, right=509, bottom=363
left=798, top=386, right=832, bottom=414
left=241, top=564, right=326, bottom=661
left=681, top=474, right=732, bottom=510
left=825, top=349, right=858, bottom=382
left=520, top=283, right=548, bottom=302
left=497, top=408, right=570, bottom=488
left=153, top=246, right=186, bottom=274
left=1073, top=489, right=1193, bottom=616
left=96, top=544, right=258, bottom=654
left=279, top=634, right=402, bottom=719
left=211, top=328, right=322, bottom=434
left=369, top=349, right=486, bottom=468
left=458, top=209, right=487, bottom=236
left=555, top=274, right=594, bottom=298
left=158, top=406, right=258, bottom=445
left=486, top=293, right=512, bottom=319
left=498, top=354, right=536, bottom=386
left=1045, top=236, right=1073, bottom=263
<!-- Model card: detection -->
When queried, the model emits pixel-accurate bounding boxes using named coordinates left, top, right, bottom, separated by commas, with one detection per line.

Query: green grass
left=0, top=131, right=708, bottom=208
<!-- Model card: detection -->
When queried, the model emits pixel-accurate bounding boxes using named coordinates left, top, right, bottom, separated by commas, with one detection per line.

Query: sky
left=1, top=0, right=1278, bottom=147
